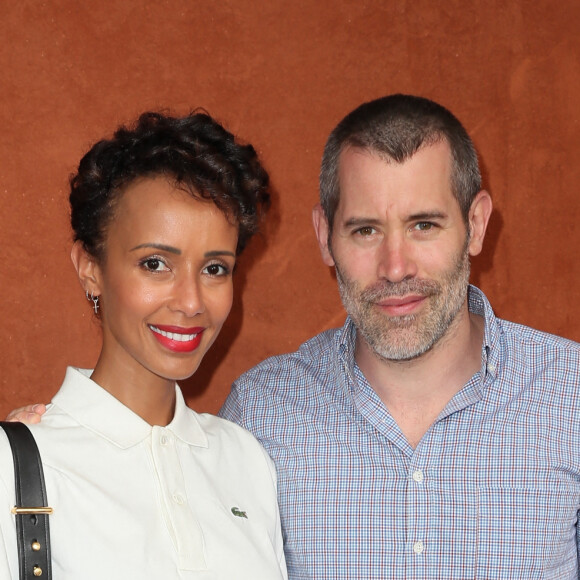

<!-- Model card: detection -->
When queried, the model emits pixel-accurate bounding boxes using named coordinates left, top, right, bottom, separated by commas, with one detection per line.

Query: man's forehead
left=334, top=141, right=458, bottom=218
left=338, top=139, right=452, bottom=170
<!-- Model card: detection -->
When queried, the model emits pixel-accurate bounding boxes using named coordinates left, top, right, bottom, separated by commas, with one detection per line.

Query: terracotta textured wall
left=1, top=1, right=579, bottom=417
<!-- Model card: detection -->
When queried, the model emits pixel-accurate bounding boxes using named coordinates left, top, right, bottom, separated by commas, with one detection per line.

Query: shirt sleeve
left=264, top=451, right=288, bottom=580
left=0, top=432, right=18, bottom=580
left=0, top=529, right=15, bottom=580
left=218, top=379, right=247, bottom=426
left=576, top=514, right=580, bottom=579
left=221, top=383, right=288, bottom=579
left=246, top=421, right=286, bottom=580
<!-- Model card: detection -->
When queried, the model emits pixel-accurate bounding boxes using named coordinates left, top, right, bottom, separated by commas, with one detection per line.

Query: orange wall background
left=1, top=1, right=579, bottom=417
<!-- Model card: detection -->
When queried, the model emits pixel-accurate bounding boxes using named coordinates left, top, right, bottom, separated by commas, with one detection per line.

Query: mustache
left=360, top=278, right=441, bottom=302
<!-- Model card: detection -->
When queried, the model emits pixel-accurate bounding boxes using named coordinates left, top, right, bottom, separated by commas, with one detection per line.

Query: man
left=220, top=94, right=580, bottom=578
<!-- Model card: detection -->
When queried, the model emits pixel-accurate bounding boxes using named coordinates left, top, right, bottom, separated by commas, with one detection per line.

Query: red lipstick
left=149, top=325, right=205, bottom=353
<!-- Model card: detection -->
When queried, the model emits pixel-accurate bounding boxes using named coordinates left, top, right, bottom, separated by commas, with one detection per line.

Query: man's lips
left=149, top=325, right=205, bottom=353
left=375, top=295, right=427, bottom=316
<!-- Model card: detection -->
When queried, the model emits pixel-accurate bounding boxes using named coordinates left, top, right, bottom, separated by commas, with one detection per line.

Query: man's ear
left=312, top=204, right=335, bottom=267
left=467, top=190, right=493, bottom=257
left=70, top=240, right=102, bottom=296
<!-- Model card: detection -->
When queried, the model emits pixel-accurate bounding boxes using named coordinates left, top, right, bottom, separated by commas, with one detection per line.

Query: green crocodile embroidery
left=231, top=507, right=248, bottom=519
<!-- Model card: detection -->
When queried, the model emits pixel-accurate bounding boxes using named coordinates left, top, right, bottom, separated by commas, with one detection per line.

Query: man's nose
left=376, top=234, right=418, bottom=283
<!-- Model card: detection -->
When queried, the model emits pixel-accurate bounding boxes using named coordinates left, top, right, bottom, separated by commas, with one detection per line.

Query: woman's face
left=86, top=176, right=238, bottom=385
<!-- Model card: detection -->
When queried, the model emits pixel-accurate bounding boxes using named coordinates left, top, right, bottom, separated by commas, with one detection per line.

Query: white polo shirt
left=0, top=367, right=287, bottom=579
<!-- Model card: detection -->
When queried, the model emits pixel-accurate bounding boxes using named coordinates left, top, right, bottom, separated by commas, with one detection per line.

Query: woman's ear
left=70, top=240, right=102, bottom=296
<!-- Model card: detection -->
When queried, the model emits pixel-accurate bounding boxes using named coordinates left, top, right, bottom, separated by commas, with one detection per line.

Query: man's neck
left=355, top=305, right=485, bottom=448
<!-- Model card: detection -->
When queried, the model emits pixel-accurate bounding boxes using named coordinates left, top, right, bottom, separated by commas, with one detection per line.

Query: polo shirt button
left=412, top=470, right=424, bottom=483
left=172, top=493, right=185, bottom=505
left=413, top=541, right=424, bottom=554
left=161, top=433, right=174, bottom=445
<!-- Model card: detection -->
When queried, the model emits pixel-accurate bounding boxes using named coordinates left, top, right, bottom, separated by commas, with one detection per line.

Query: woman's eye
left=204, top=263, right=229, bottom=277
left=141, top=258, right=168, bottom=272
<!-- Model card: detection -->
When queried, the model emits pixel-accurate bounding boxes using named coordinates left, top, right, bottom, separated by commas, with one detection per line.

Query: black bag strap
left=0, top=422, right=52, bottom=580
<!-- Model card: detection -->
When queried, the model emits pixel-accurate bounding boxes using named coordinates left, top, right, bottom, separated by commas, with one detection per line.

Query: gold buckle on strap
left=11, top=506, right=53, bottom=515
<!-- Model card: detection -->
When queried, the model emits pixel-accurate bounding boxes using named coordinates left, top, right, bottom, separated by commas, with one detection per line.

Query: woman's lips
left=149, top=325, right=205, bottom=353
left=375, top=295, right=427, bottom=317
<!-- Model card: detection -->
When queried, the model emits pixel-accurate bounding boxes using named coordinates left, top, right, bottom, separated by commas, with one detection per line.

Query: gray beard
left=335, top=247, right=471, bottom=362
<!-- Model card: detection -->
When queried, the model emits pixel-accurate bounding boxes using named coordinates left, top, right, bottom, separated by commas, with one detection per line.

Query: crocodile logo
left=231, top=507, right=248, bottom=519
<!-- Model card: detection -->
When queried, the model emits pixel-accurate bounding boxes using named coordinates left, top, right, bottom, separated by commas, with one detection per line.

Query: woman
left=0, top=112, right=287, bottom=579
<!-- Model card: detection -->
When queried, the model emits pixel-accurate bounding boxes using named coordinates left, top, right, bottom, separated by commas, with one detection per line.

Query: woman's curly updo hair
left=70, top=111, right=270, bottom=260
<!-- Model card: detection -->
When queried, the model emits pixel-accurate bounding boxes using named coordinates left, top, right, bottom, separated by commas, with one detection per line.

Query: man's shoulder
left=236, top=326, right=342, bottom=384
left=220, top=325, right=349, bottom=434
left=495, top=318, right=580, bottom=389
left=499, top=317, right=580, bottom=357
left=221, top=325, right=347, bottom=424
left=473, top=286, right=579, bottom=360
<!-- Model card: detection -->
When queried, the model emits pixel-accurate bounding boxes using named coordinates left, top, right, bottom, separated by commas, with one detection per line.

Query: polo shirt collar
left=52, top=367, right=208, bottom=450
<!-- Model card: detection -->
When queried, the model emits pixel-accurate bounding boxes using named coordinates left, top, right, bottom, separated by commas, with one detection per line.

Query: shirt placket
left=151, top=427, right=206, bottom=571
left=404, top=442, right=430, bottom=578
left=406, top=415, right=479, bottom=578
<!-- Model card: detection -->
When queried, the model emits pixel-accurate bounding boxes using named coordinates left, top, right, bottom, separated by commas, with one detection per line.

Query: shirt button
left=412, top=470, right=424, bottom=483
left=161, top=433, right=173, bottom=445
left=413, top=541, right=424, bottom=554
left=172, top=493, right=185, bottom=505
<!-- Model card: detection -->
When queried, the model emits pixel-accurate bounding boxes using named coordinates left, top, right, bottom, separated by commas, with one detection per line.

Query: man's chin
left=362, top=327, right=433, bottom=362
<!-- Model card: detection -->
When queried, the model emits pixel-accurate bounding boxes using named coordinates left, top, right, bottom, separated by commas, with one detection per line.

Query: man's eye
left=356, top=226, right=376, bottom=236
left=414, top=222, right=434, bottom=231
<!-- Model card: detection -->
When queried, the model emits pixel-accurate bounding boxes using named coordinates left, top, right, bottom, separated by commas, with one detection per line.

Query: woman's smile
left=148, top=324, right=205, bottom=352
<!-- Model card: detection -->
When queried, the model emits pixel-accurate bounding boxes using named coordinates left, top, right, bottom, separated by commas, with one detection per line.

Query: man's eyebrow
left=130, top=243, right=181, bottom=254
left=343, top=217, right=383, bottom=228
left=407, top=211, right=448, bottom=221
left=343, top=211, right=448, bottom=228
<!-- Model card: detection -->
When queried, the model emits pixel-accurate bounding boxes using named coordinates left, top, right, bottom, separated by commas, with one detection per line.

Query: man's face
left=314, top=141, right=487, bottom=362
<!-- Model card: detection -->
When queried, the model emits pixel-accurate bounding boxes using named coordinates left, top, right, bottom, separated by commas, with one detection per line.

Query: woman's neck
left=90, top=354, right=177, bottom=426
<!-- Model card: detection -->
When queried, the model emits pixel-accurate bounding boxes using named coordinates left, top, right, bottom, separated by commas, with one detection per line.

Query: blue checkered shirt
left=220, top=286, right=580, bottom=579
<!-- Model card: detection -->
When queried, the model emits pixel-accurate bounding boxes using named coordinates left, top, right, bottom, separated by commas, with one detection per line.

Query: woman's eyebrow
left=130, top=243, right=181, bottom=255
left=205, top=250, right=236, bottom=258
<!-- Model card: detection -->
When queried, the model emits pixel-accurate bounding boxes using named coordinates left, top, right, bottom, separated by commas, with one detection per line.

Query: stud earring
left=85, top=290, right=100, bottom=314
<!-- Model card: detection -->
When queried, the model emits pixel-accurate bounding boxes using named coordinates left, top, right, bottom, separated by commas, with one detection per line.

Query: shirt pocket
left=476, top=486, right=579, bottom=579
